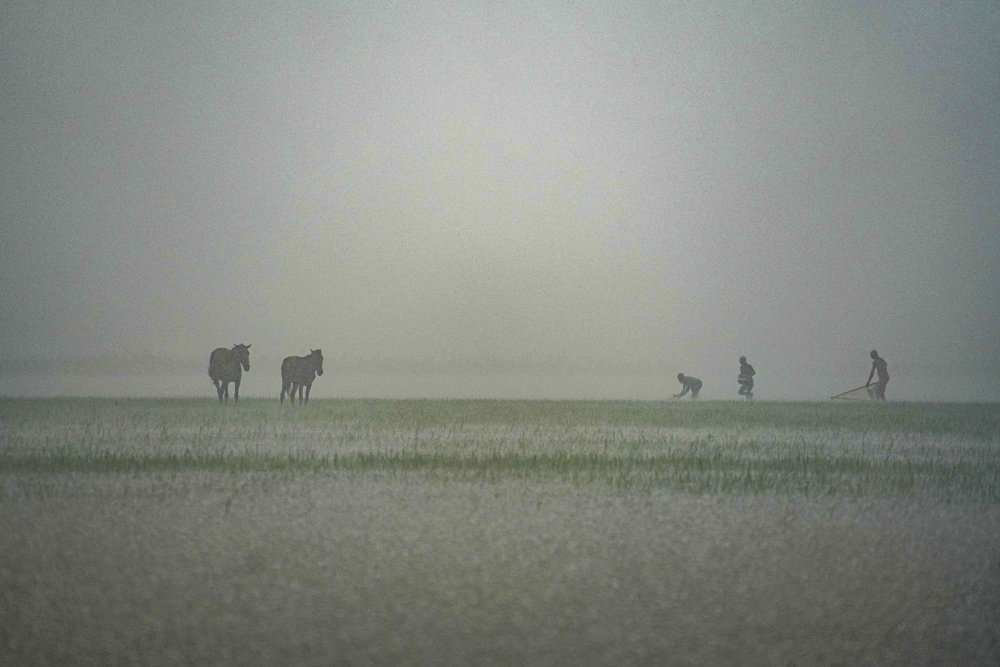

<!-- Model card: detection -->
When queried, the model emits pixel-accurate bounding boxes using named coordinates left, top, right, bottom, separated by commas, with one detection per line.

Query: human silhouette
left=738, top=356, right=755, bottom=399
left=673, top=373, right=702, bottom=399
left=866, top=350, right=889, bottom=400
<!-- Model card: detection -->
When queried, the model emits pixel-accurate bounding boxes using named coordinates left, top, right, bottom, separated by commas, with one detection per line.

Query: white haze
left=1, top=1, right=998, bottom=400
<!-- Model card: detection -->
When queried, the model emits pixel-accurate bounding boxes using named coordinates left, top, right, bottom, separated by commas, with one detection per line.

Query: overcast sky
left=2, top=1, right=998, bottom=400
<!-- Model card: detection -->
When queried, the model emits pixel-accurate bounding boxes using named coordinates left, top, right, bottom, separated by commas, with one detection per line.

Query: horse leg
left=234, top=377, right=240, bottom=404
left=223, top=381, right=230, bottom=404
left=304, top=383, right=311, bottom=404
left=297, top=384, right=304, bottom=405
left=214, top=380, right=224, bottom=403
left=280, top=379, right=288, bottom=404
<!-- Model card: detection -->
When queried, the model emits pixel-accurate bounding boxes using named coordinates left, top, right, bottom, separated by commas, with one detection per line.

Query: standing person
left=738, top=356, right=755, bottom=399
left=673, top=373, right=702, bottom=399
left=866, top=350, right=889, bottom=400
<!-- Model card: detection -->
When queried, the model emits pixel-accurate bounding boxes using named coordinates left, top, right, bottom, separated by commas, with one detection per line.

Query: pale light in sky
left=2, top=1, right=998, bottom=400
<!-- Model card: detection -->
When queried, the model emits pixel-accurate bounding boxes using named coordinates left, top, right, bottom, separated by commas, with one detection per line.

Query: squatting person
left=738, top=356, right=755, bottom=399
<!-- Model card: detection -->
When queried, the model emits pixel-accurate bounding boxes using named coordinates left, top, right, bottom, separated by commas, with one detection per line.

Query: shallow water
left=2, top=475, right=998, bottom=665
left=2, top=399, right=998, bottom=663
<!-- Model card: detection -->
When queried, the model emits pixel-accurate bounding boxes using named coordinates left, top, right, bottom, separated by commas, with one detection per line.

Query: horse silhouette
left=208, top=343, right=251, bottom=404
left=280, top=349, right=324, bottom=405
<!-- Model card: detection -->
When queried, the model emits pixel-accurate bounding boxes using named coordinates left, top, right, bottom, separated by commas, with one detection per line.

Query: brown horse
left=280, top=349, right=324, bottom=405
left=208, top=343, right=251, bottom=404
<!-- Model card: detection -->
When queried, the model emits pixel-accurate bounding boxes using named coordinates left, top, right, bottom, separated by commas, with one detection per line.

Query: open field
left=2, top=399, right=999, bottom=664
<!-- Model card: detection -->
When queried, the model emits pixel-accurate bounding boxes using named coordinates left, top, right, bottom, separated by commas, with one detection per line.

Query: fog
left=2, top=1, right=998, bottom=400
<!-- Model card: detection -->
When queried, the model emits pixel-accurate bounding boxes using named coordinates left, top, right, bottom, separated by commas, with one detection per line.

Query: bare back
left=209, top=348, right=242, bottom=382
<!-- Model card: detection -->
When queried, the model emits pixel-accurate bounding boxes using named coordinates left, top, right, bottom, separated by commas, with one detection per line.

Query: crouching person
left=673, top=373, right=702, bottom=399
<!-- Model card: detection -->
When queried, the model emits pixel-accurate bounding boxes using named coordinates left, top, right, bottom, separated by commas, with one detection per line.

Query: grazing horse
left=208, top=343, right=251, bottom=404
left=280, top=349, right=324, bottom=405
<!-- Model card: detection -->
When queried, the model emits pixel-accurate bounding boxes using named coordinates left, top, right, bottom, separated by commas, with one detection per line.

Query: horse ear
left=246, top=344, right=251, bottom=348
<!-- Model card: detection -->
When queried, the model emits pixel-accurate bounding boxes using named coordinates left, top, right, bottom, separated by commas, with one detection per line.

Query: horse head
left=233, top=343, right=251, bottom=371
left=311, top=349, right=324, bottom=376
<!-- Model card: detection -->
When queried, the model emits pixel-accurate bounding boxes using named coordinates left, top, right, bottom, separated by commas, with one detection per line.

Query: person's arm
left=677, top=383, right=689, bottom=397
left=866, top=362, right=876, bottom=386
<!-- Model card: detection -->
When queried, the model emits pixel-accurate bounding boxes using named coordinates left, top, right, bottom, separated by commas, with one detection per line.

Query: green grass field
left=2, top=399, right=999, bottom=664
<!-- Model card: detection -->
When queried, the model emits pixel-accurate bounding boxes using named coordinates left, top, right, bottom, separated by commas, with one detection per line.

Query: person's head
left=677, top=373, right=685, bottom=381
left=739, top=356, right=746, bottom=364
left=870, top=350, right=879, bottom=359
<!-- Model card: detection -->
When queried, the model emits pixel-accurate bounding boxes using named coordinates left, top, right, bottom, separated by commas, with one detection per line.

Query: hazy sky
left=2, top=1, right=998, bottom=399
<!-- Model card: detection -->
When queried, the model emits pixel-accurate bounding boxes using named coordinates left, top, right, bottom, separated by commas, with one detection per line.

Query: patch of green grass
left=3, top=398, right=1000, bottom=664
left=2, top=398, right=998, bottom=500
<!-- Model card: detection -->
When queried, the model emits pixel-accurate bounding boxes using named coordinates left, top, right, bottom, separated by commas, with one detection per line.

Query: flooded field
left=2, top=399, right=998, bottom=664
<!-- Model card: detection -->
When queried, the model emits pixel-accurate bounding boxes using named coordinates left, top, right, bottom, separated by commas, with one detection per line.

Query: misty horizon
left=2, top=1, right=998, bottom=401
left=0, top=348, right=994, bottom=402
